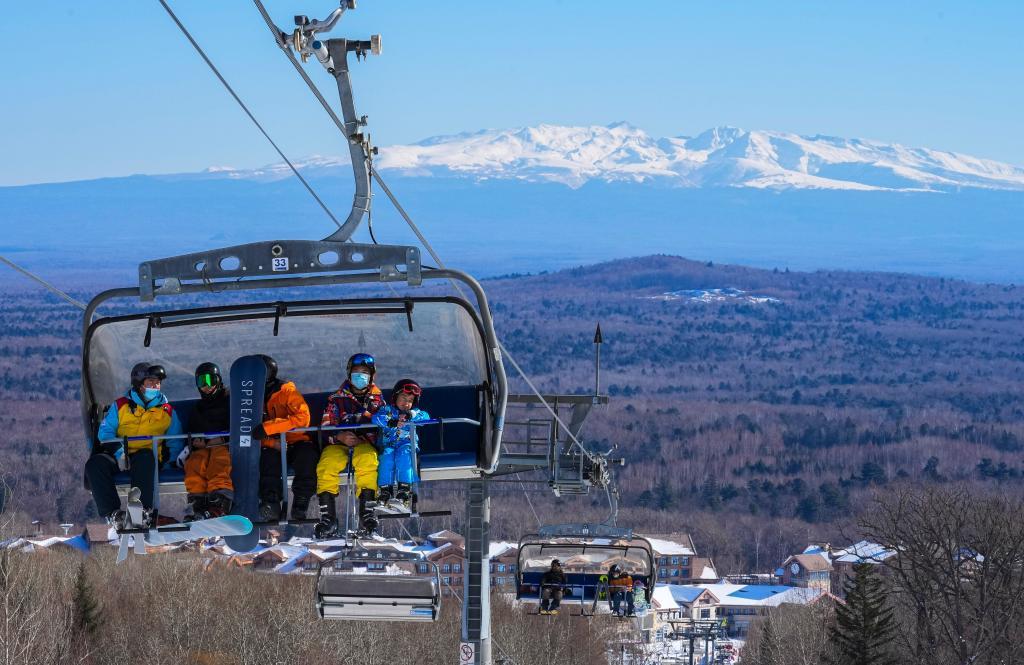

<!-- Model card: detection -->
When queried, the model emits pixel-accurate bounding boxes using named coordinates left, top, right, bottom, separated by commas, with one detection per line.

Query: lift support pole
left=463, top=479, right=492, bottom=665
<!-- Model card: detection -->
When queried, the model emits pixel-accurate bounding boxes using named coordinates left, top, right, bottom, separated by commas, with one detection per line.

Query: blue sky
left=2, top=0, right=1021, bottom=185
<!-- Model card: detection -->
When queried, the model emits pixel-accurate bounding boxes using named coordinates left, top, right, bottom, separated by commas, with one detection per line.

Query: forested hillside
left=3, top=255, right=1023, bottom=571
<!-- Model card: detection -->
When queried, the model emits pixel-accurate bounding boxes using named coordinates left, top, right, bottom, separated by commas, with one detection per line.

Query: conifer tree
left=73, top=559, right=100, bottom=639
left=830, top=563, right=897, bottom=665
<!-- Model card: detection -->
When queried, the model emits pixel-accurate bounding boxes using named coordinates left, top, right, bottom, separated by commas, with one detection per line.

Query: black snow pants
left=85, top=450, right=157, bottom=518
left=258, top=439, right=319, bottom=506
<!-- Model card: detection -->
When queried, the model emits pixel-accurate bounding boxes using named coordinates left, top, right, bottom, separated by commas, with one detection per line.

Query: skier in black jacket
left=539, top=559, right=567, bottom=614
left=175, top=362, right=233, bottom=520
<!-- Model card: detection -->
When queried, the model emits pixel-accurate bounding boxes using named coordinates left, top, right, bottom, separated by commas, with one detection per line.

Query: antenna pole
left=593, top=323, right=603, bottom=402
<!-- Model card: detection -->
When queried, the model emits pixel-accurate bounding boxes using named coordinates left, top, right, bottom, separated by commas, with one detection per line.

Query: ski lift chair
left=516, top=524, right=656, bottom=616
left=315, top=545, right=440, bottom=622
left=80, top=240, right=508, bottom=510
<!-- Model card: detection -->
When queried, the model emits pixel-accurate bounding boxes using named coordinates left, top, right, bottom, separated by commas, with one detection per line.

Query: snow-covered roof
left=652, top=584, right=719, bottom=610
left=644, top=537, right=695, bottom=556
left=698, top=565, right=718, bottom=580
left=489, top=541, right=517, bottom=559
left=832, top=541, right=895, bottom=564
left=696, top=583, right=827, bottom=608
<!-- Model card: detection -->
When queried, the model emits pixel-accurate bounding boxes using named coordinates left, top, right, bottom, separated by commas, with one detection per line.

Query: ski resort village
left=3, top=521, right=889, bottom=663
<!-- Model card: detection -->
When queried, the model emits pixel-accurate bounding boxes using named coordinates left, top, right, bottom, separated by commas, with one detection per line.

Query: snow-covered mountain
left=201, top=123, right=1024, bottom=192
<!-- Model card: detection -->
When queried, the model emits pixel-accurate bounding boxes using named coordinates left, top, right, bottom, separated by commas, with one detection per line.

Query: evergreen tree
left=830, top=563, right=897, bottom=665
left=755, top=613, right=782, bottom=665
left=73, top=560, right=100, bottom=639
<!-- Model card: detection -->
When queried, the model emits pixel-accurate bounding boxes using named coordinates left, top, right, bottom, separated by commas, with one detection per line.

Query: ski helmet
left=347, top=352, right=376, bottom=377
left=258, top=354, right=278, bottom=384
left=194, top=362, right=223, bottom=392
left=130, top=363, right=166, bottom=391
left=391, top=378, right=422, bottom=408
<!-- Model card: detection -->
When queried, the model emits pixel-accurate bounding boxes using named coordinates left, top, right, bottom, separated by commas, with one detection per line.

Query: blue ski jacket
left=372, top=405, right=430, bottom=450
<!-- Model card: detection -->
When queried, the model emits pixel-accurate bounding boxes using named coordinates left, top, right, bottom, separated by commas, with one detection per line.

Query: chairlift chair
left=80, top=241, right=507, bottom=517
left=315, top=543, right=441, bottom=622
left=515, top=523, right=656, bottom=617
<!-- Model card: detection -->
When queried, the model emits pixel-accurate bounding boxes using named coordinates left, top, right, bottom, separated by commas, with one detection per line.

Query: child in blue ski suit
left=372, top=378, right=429, bottom=508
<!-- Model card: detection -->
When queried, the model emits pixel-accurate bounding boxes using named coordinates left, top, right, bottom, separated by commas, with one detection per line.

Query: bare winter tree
left=858, top=486, right=1024, bottom=665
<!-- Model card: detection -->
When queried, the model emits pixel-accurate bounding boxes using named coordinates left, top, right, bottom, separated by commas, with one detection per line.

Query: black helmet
left=258, top=354, right=278, bottom=384
left=130, top=363, right=166, bottom=391
left=195, top=362, right=223, bottom=394
left=391, top=378, right=422, bottom=408
left=347, top=352, right=376, bottom=377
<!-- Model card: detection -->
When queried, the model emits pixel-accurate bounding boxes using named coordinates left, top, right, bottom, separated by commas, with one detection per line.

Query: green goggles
left=196, top=373, right=220, bottom=389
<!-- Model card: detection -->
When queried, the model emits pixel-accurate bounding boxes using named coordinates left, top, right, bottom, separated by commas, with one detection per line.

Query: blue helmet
left=347, top=352, right=376, bottom=377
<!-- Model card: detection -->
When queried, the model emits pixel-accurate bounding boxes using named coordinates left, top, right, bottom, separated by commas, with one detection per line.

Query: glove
left=252, top=424, right=267, bottom=440
left=114, top=448, right=129, bottom=472
left=175, top=446, right=190, bottom=469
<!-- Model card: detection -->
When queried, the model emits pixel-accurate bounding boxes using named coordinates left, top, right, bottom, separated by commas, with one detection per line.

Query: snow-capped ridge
left=202, top=125, right=1024, bottom=192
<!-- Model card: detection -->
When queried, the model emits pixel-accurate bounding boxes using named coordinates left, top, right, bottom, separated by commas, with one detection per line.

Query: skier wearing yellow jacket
left=85, top=362, right=183, bottom=528
left=254, top=355, right=319, bottom=521
left=314, top=353, right=384, bottom=538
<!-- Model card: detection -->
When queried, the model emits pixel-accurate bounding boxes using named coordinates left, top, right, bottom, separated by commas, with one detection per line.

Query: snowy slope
left=201, top=123, right=1024, bottom=192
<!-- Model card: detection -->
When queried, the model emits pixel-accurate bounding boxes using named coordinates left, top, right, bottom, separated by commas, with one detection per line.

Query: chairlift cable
left=250, top=0, right=349, bottom=137
left=154, top=0, right=345, bottom=231
left=0, top=255, right=87, bottom=311
left=516, top=472, right=543, bottom=530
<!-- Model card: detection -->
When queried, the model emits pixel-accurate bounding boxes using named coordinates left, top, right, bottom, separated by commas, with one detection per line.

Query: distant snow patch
left=644, top=288, right=781, bottom=304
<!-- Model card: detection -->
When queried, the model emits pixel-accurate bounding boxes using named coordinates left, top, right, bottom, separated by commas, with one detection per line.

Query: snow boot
left=206, top=492, right=232, bottom=518
left=314, top=492, right=339, bottom=539
left=258, top=501, right=281, bottom=522
left=184, top=494, right=208, bottom=522
left=291, top=495, right=312, bottom=521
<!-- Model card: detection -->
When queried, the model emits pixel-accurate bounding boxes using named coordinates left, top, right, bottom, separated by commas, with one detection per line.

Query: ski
left=224, top=355, right=267, bottom=552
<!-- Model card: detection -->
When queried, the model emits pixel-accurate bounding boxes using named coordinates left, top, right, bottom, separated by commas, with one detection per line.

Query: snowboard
left=145, top=514, right=253, bottom=547
left=224, top=355, right=267, bottom=552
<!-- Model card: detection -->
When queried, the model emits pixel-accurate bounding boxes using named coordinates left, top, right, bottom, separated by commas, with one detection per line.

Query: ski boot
left=358, top=489, right=379, bottom=537
left=314, top=492, right=339, bottom=539
left=106, top=510, right=129, bottom=531
left=258, top=500, right=282, bottom=522
left=389, top=483, right=413, bottom=513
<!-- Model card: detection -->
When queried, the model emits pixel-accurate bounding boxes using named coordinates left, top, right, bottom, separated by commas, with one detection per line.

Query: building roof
left=644, top=534, right=696, bottom=556
left=787, top=554, right=833, bottom=572
left=699, top=583, right=828, bottom=608
left=654, top=583, right=829, bottom=610
left=489, top=541, right=517, bottom=559
left=832, top=540, right=895, bottom=564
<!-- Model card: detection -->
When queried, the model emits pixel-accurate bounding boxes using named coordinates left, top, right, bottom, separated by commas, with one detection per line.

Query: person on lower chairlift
left=85, top=363, right=183, bottom=529
left=372, top=379, right=430, bottom=512
left=254, top=355, right=318, bottom=522
left=608, top=565, right=635, bottom=617
left=315, top=353, right=385, bottom=538
left=175, top=362, right=233, bottom=521
left=539, top=559, right=567, bottom=615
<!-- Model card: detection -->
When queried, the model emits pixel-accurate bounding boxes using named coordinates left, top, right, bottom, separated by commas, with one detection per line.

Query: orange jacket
left=609, top=574, right=633, bottom=589
left=261, top=381, right=311, bottom=448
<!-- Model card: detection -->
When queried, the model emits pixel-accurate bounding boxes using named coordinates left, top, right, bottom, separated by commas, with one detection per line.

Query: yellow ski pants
left=316, top=442, right=379, bottom=496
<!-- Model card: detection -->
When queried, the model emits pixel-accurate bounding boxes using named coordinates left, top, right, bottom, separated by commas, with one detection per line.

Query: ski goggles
left=196, top=372, right=220, bottom=389
left=396, top=383, right=422, bottom=397
left=349, top=353, right=376, bottom=368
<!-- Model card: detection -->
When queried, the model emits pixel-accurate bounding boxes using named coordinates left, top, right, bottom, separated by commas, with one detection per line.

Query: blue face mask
left=350, top=372, right=371, bottom=390
left=143, top=388, right=161, bottom=401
